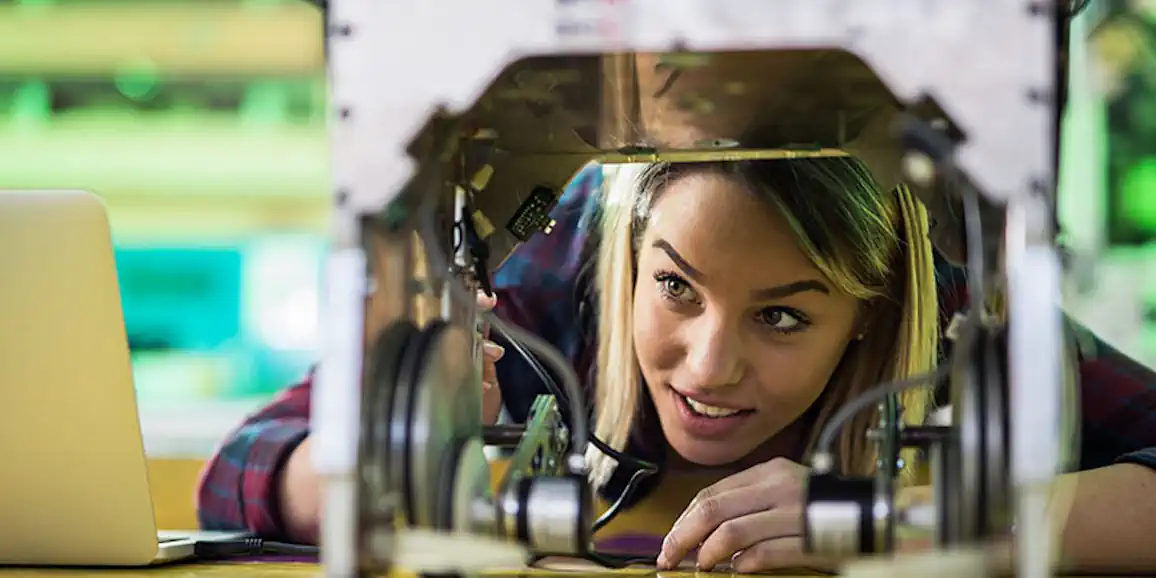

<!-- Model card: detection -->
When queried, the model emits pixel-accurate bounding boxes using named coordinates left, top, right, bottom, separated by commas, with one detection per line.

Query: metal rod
left=483, top=424, right=526, bottom=447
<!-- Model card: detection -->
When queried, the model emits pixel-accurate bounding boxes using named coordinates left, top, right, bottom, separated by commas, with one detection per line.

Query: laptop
left=0, top=189, right=245, bottom=566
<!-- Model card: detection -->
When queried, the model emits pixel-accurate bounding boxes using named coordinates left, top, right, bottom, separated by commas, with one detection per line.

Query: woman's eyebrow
left=751, top=280, right=830, bottom=300
left=652, top=239, right=706, bottom=283
left=652, top=239, right=829, bottom=299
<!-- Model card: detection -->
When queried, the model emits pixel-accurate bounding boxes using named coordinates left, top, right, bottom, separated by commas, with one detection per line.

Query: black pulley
left=803, top=474, right=876, bottom=556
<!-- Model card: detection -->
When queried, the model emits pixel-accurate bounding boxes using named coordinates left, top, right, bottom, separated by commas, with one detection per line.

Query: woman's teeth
left=682, top=395, right=743, bottom=418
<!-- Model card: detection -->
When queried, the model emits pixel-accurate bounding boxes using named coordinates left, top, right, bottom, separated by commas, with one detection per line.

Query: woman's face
left=633, top=173, right=861, bottom=466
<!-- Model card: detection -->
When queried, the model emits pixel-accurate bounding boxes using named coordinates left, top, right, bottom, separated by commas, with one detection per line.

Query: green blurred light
left=240, top=83, right=290, bottom=125
left=115, top=59, right=160, bottom=102
left=11, top=81, right=50, bottom=123
left=1120, top=157, right=1156, bottom=233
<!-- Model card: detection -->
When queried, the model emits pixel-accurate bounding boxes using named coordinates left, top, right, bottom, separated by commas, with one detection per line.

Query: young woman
left=198, top=159, right=1156, bottom=573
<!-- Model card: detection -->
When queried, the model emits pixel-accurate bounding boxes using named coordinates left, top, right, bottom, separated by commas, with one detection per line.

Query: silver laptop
left=0, top=189, right=245, bottom=566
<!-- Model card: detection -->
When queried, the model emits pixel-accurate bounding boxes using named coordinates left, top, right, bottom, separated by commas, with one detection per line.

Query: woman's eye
left=757, top=308, right=808, bottom=333
left=655, top=272, right=697, bottom=303
left=663, top=278, right=688, bottom=298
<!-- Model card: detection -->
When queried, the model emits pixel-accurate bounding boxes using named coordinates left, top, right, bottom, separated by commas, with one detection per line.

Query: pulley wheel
left=954, top=328, right=1010, bottom=541
left=362, top=321, right=419, bottom=521
left=389, top=322, right=483, bottom=528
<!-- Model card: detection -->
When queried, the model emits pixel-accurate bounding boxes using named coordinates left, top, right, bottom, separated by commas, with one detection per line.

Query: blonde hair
left=587, top=157, right=939, bottom=487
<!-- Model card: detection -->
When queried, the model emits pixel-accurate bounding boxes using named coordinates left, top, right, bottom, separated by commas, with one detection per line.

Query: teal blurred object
left=113, top=241, right=324, bottom=403
left=114, top=247, right=242, bottom=352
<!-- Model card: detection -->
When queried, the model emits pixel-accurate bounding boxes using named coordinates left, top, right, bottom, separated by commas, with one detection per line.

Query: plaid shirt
left=197, top=164, right=1156, bottom=537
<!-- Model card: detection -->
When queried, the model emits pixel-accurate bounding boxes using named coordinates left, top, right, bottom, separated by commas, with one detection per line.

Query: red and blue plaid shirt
left=197, top=164, right=1156, bottom=537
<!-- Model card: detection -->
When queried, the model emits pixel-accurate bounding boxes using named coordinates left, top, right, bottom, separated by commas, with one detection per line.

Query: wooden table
left=0, top=561, right=791, bottom=578
left=1, top=460, right=1104, bottom=577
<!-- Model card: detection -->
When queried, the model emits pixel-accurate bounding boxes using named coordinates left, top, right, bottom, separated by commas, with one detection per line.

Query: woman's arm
left=196, top=164, right=606, bottom=543
left=197, top=284, right=542, bottom=544
left=1058, top=322, right=1156, bottom=572
left=933, top=255, right=1156, bottom=571
left=897, top=463, right=1156, bottom=574
left=208, top=323, right=503, bottom=546
left=196, top=375, right=313, bottom=538
left=486, top=163, right=605, bottom=423
left=278, top=436, right=323, bottom=544
left=1058, top=461, right=1156, bottom=572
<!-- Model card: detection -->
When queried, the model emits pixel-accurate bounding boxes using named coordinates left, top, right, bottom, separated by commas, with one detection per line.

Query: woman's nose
left=682, top=314, right=744, bottom=388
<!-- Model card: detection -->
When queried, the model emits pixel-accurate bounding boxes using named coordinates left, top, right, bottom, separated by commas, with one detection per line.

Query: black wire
left=501, top=337, right=659, bottom=526
left=413, top=183, right=648, bottom=567
left=502, top=335, right=660, bottom=565
left=528, top=551, right=657, bottom=570
left=416, top=194, right=591, bottom=468
left=452, top=219, right=465, bottom=254
left=812, top=117, right=991, bottom=468
left=593, top=467, right=655, bottom=533
left=1066, top=0, right=1091, bottom=17
left=581, top=551, right=658, bottom=568
left=194, top=538, right=319, bottom=560
left=813, top=365, right=952, bottom=463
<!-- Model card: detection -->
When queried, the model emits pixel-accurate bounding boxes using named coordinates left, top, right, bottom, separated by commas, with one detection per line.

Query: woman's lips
left=668, top=386, right=755, bottom=439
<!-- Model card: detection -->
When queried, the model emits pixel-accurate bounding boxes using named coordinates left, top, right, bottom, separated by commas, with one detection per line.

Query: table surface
left=0, top=461, right=1127, bottom=577
left=0, top=561, right=796, bottom=578
left=0, top=553, right=1142, bottom=578
left=0, top=560, right=1144, bottom=578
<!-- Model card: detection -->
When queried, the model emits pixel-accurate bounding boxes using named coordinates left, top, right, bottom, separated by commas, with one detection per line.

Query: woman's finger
left=482, top=342, right=502, bottom=387
left=695, top=508, right=802, bottom=571
left=659, top=485, right=781, bottom=569
left=480, top=337, right=503, bottom=424
left=482, top=379, right=502, bottom=425
left=661, top=457, right=809, bottom=570
left=730, top=536, right=836, bottom=574
left=476, top=289, right=497, bottom=311
left=476, top=291, right=495, bottom=340
left=671, top=457, right=804, bottom=530
left=482, top=340, right=505, bottom=361
left=688, top=457, right=805, bottom=509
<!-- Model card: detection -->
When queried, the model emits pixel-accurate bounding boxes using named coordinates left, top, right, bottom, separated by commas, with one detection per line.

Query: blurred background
left=0, top=0, right=1154, bottom=462
left=0, top=0, right=327, bottom=458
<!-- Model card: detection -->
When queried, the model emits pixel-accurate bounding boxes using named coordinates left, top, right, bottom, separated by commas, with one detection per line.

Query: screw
left=1027, top=88, right=1051, bottom=104
left=1030, top=178, right=1050, bottom=196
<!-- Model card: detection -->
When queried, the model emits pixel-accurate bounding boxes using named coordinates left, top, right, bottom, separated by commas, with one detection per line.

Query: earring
left=855, top=332, right=866, bottom=341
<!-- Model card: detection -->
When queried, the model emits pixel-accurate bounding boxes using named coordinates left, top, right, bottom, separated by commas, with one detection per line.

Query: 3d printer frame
left=310, top=2, right=1073, bottom=577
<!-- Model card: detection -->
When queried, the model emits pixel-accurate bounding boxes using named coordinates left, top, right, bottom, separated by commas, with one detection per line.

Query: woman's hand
left=478, top=291, right=505, bottom=425
left=657, top=457, right=837, bottom=573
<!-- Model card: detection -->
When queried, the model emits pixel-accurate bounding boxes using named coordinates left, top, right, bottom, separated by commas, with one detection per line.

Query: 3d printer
left=308, top=1, right=1086, bottom=577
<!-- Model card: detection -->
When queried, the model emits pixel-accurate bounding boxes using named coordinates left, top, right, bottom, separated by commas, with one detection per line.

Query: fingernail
left=482, top=380, right=496, bottom=391
left=476, top=290, right=497, bottom=308
left=483, top=341, right=505, bottom=360
left=655, top=553, right=669, bottom=569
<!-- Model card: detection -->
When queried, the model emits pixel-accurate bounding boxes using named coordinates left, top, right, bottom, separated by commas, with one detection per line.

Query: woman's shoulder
left=492, top=163, right=603, bottom=293
left=489, top=163, right=605, bottom=421
left=488, top=164, right=602, bottom=358
left=933, top=252, right=968, bottom=318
